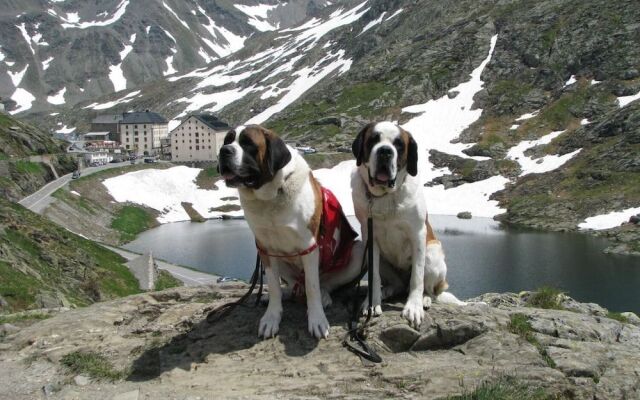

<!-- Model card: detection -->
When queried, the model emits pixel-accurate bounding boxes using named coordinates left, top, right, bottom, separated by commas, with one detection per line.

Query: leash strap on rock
left=206, top=252, right=264, bottom=324
left=342, top=213, right=382, bottom=364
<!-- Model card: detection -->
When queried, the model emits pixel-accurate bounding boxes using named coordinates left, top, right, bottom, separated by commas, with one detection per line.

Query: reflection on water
left=125, top=215, right=640, bottom=313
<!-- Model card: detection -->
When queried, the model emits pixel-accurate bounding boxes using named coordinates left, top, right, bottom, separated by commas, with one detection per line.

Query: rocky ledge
left=1, top=285, right=639, bottom=399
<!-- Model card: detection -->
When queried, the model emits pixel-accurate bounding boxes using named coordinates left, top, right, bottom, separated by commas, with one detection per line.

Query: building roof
left=91, top=114, right=123, bottom=124
left=192, top=113, right=230, bottom=130
left=84, top=132, right=110, bottom=139
left=121, top=111, right=168, bottom=124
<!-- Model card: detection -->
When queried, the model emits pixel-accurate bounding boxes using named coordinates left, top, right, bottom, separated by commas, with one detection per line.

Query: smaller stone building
left=170, top=114, right=230, bottom=162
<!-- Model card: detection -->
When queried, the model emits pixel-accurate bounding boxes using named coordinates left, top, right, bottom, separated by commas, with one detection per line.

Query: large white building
left=170, top=114, right=230, bottom=162
left=119, top=111, right=168, bottom=155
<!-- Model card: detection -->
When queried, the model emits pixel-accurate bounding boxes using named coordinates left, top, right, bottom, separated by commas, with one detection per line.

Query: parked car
left=72, top=170, right=81, bottom=179
left=144, top=157, right=156, bottom=164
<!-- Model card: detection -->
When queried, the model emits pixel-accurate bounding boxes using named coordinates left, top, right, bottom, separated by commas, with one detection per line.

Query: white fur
left=351, top=122, right=461, bottom=328
left=234, top=141, right=363, bottom=339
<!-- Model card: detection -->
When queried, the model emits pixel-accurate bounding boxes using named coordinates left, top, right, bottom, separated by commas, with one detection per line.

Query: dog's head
left=352, top=122, right=418, bottom=192
left=218, top=125, right=291, bottom=190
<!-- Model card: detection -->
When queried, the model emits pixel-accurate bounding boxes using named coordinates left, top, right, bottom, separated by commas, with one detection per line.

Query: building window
left=189, top=146, right=192, bottom=150
left=196, top=145, right=199, bottom=150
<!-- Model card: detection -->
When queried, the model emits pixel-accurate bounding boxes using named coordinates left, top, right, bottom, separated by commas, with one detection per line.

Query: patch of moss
left=0, top=312, right=51, bottom=324
left=526, top=286, right=565, bottom=310
left=606, top=312, right=629, bottom=324
left=61, top=351, right=128, bottom=381
left=14, top=160, right=44, bottom=174
left=154, top=270, right=183, bottom=291
left=110, top=205, right=157, bottom=243
left=508, top=313, right=556, bottom=369
left=447, top=376, right=552, bottom=400
left=0, top=261, right=40, bottom=311
left=195, top=166, right=219, bottom=190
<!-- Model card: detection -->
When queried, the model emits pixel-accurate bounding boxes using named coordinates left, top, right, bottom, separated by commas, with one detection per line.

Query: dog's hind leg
left=379, top=259, right=404, bottom=300
left=320, top=241, right=365, bottom=308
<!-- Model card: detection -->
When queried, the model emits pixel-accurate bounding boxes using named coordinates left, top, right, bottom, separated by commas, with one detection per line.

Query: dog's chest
left=374, top=217, right=413, bottom=269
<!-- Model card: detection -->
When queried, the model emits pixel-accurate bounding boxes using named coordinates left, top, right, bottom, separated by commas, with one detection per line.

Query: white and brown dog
left=351, top=121, right=455, bottom=328
left=218, top=125, right=363, bottom=339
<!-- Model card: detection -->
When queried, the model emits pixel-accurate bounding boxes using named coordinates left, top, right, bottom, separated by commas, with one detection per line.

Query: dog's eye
left=393, top=138, right=404, bottom=152
left=223, top=131, right=236, bottom=145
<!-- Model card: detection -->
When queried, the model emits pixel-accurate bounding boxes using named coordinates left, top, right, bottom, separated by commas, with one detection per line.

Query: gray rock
left=73, top=375, right=90, bottom=386
left=0, top=323, right=20, bottom=336
left=457, top=211, right=472, bottom=219
left=621, top=312, right=640, bottom=324
left=380, top=324, right=420, bottom=352
left=112, top=389, right=139, bottom=400
left=622, top=68, right=639, bottom=80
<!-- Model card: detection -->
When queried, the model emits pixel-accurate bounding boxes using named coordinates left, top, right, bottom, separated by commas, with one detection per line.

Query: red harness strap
left=255, top=187, right=357, bottom=296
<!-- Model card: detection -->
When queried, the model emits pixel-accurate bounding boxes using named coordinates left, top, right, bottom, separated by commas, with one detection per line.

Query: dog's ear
left=265, top=130, right=291, bottom=176
left=352, top=123, right=373, bottom=166
left=407, top=133, right=418, bottom=176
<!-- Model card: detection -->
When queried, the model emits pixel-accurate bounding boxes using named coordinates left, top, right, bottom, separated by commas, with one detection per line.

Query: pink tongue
left=376, top=172, right=389, bottom=182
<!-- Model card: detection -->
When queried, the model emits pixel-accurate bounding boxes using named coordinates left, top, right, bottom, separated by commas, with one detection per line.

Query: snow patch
left=515, top=111, right=539, bottom=121
left=71, top=190, right=81, bottom=197
left=234, top=4, right=278, bottom=32
left=196, top=5, right=245, bottom=57
left=564, top=75, right=576, bottom=87
left=60, top=0, right=129, bottom=29
left=617, top=90, right=640, bottom=108
left=10, top=88, right=36, bottom=114
left=359, top=12, right=386, bottom=36
left=579, top=207, right=640, bottom=231
left=103, top=166, right=243, bottom=222
left=16, top=24, right=35, bottom=55
left=47, top=87, right=66, bottom=105
left=42, top=56, right=54, bottom=70
left=56, top=125, right=76, bottom=134
left=108, top=43, right=133, bottom=92
left=8, top=65, right=28, bottom=87
left=245, top=50, right=352, bottom=124
left=85, top=90, right=140, bottom=110
left=506, top=130, right=581, bottom=176
left=162, top=1, right=189, bottom=29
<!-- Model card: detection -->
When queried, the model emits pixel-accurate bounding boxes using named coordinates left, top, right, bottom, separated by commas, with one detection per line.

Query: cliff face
left=1, top=285, right=639, bottom=399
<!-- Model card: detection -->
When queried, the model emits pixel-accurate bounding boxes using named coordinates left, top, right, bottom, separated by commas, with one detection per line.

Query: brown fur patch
left=241, top=125, right=269, bottom=168
left=433, top=279, right=449, bottom=296
left=426, top=219, right=437, bottom=242
left=307, top=172, right=323, bottom=238
left=398, top=127, right=412, bottom=170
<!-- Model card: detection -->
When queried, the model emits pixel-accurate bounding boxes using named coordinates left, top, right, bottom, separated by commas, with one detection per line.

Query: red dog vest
left=256, top=187, right=358, bottom=295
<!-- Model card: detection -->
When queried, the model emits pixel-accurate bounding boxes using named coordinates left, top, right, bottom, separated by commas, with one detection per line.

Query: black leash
left=206, top=253, right=264, bottom=324
left=341, top=213, right=383, bottom=364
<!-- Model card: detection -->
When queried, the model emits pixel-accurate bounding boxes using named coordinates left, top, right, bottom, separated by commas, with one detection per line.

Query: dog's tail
left=436, top=291, right=468, bottom=306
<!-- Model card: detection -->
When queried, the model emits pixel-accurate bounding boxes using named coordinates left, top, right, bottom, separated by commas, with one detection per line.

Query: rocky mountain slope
left=1, top=284, right=639, bottom=399
left=0, top=112, right=76, bottom=201
left=0, top=0, right=332, bottom=113
left=4, top=0, right=639, bottom=247
left=0, top=197, right=140, bottom=313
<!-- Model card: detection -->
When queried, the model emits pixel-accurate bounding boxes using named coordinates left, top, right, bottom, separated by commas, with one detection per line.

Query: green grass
left=526, top=286, right=565, bottom=310
left=508, top=314, right=556, bottom=369
left=606, top=312, right=629, bottom=323
left=60, top=351, right=128, bottom=381
left=154, top=270, right=183, bottom=291
left=447, top=377, right=552, bottom=400
left=110, top=205, right=157, bottom=243
left=0, top=312, right=51, bottom=325
left=195, top=166, right=220, bottom=190
left=0, top=261, right=41, bottom=311
left=14, top=160, right=44, bottom=174
left=52, top=188, right=97, bottom=215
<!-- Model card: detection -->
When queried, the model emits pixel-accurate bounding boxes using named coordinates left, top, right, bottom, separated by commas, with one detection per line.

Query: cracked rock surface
left=0, top=285, right=639, bottom=399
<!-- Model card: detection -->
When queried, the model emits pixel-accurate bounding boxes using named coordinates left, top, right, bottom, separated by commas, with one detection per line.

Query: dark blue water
left=125, top=215, right=640, bottom=313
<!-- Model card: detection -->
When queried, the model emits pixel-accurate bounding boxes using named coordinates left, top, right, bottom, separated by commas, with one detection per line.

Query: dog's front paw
left=402, top=298, right=424, bottom=328
left=361, top=297, right=382, bottom=317
left=258, top=310, right=281, bottom=339
left=320, top=288, right=333, bottom=308
left=307, top=309, right=330, bottom=339
left=422, top=295, right=433, bottom=309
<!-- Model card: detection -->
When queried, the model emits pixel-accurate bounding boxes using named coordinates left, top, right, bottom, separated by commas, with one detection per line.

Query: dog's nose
left=220, top=145, right=234, bottom=156
left=377, top=146, right=393, bottom=159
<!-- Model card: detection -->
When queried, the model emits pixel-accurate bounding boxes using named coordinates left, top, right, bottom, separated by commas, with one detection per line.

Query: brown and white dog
left=351, top=121, right=454, bottom=328
left=218, top=125, right=363, bottom=339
